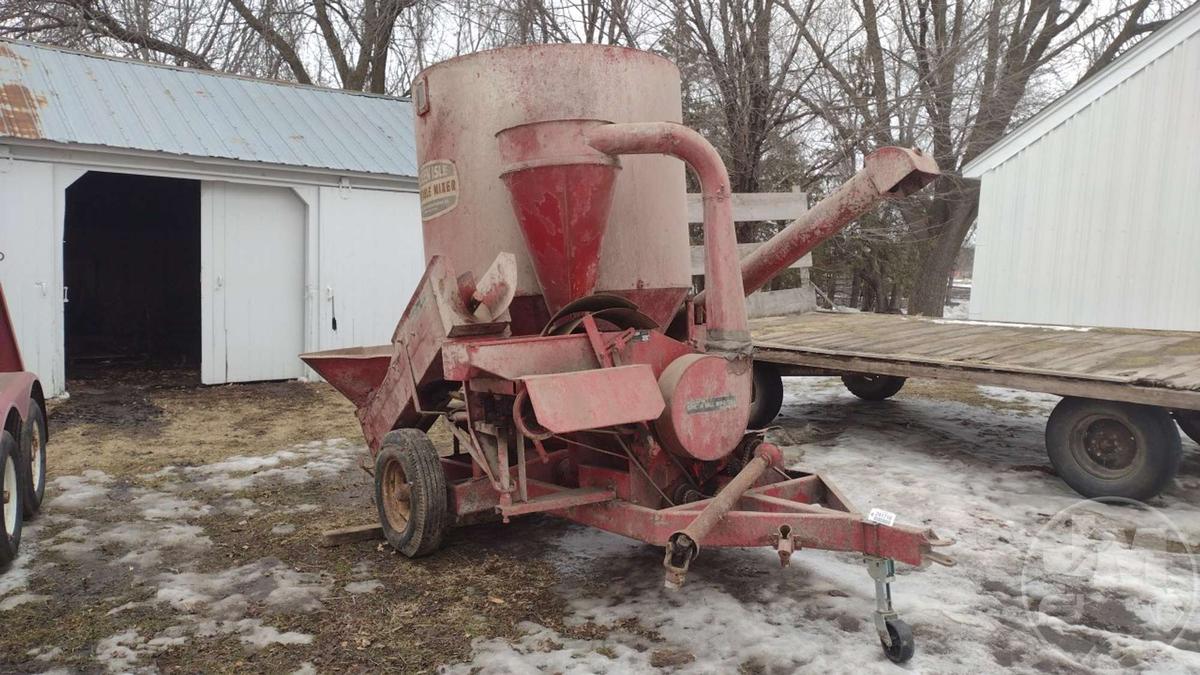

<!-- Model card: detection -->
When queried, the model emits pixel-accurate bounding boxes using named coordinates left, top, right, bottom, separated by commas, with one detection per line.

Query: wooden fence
left=686, top=188, right=814, bottom=318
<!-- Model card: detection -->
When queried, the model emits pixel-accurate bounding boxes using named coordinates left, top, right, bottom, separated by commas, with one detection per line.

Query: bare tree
left=783, top=0, right=1184, bottom=315
left=1, top=0, right=421, bottom=93
left=3, top=0, right=1185, bottom=305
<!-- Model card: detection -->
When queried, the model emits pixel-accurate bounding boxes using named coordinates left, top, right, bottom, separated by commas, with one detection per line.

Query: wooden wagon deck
left=751, top=312, right=1200, bottom=411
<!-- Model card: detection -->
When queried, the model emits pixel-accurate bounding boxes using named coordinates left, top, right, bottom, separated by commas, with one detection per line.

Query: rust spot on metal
left=0, top=83, right=46, bottom=139
left=0, top=43, right=31, bottom=70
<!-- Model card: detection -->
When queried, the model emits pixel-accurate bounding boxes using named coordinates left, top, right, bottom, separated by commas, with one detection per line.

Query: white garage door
left=201, top=182, right=307, bottom=384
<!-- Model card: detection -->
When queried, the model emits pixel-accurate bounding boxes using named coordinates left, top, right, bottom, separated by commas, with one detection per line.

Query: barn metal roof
left=0, top=39, right=417, bottom=178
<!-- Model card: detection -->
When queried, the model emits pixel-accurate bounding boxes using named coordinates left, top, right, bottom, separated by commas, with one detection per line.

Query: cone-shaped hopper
left=497, top=119, right=619, bottom=315
left=300, top=345, right=393, bottom=408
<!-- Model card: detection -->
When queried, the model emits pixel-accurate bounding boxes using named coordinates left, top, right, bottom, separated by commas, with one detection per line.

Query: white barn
left=0, top=40, right=425, bottom=396
left=963, top=4, right=1200, bottom=332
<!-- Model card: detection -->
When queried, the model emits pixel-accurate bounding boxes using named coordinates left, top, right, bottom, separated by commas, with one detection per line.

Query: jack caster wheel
left=842, top=374, right=906, bottom=401
left=374, top=429, right=449, bottom=558
left=880, top=617, right=915, bottom=664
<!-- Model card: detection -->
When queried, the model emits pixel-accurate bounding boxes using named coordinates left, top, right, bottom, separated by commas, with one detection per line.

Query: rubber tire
left=20, top=400, right=46, bottom=518
left=841, top=374, right=906, bottom=401
left=374, top=429, right=449, bottom=558
left=1046, top=397, right=1181, bottom=500
left=1174, top=410, right=1200, bottom=446
left=0, top=431, right=24, bottom=567
left=881, top=618, right=915, bottom=664
left=747, top=362, right=784, bottom=429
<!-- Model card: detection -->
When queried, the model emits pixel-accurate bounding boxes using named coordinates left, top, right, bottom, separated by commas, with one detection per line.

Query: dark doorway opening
left=64, top=172, right=201, bottom=382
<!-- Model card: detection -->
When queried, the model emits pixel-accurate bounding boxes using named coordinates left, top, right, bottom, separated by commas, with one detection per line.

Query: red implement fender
left=0, top=284, right=24, bottom=373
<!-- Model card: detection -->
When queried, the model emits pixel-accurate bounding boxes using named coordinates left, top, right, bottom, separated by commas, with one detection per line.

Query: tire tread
left=375, top=429, right=448, bottom=558
left=1046, top=397, right=1181, bottom=500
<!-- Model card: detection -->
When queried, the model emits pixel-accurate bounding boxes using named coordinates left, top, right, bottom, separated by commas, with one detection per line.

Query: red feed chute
left=497, top=120, right=620, bottom=314
left=301, top=44, right=949, bottom=664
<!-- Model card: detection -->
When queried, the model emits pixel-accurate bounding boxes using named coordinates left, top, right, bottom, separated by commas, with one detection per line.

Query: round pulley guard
left=654, top=354, right=752, bottom=462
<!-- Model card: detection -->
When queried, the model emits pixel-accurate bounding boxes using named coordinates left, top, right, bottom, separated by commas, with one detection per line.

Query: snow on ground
left=1, top=439, right=359, bottom=673
left=5, top=382, right=1198, bottom=673
left=943, top=301, right=971, bottom=320
left=450, top=379, right=1200, bottom=674
left=975, top=385, right=1063, bottom=408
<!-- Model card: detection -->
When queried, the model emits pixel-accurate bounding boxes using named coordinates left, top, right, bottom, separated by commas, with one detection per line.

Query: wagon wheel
left=747, top=362, right=783, bottom=429
left=20, top=400, right=47, bottom=517
left=0, top=430, right=24, bottom=566
left=1046, top=398, right=1181, bottom=500
left=1174, top=410, right=1200, bottom=446
left=841, top=374, right=906, bottom=401
left=374, top=429, right=449, bottom=558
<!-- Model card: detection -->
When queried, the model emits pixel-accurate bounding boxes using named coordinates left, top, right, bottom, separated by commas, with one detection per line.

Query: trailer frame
left=750, top=310, right=1200, bottom=500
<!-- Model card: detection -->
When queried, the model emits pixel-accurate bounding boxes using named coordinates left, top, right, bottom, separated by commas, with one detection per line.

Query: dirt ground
left=43, top=367, right=364, bottom=477
left=1, top=369, right=1198, bottom=673
left=5, top=367, right=549, bottom=674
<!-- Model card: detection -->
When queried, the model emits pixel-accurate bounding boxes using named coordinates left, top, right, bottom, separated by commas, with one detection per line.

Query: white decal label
left=419, top=159, right=459, bottom=220
left=867, top=508, right=896, bottom=527
left=685, top=394, right=737, bottom=415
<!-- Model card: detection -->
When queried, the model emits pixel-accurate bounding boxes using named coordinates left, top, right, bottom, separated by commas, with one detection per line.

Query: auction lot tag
left=867, top=508, right=897, bottom=527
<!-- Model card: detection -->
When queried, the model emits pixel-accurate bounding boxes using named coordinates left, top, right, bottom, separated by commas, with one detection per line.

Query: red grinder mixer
left=303, top=45, right=950, bottom=663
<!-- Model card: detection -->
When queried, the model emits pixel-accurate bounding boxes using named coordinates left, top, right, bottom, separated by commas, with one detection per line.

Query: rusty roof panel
left=0, top=39, right=417, bottom=178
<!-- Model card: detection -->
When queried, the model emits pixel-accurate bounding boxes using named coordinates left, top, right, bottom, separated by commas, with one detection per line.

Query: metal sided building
left=963, top=4, right=1200, bottom=332
left=0, top=39, right=424, bottom=396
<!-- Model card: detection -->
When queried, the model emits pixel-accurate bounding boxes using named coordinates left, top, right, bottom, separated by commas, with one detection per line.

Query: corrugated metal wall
left=972, top=30, right=1200, bottom=331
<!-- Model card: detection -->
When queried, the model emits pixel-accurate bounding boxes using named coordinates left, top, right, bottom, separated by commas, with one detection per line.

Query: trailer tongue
left=303, top=45, right=949, bottom=663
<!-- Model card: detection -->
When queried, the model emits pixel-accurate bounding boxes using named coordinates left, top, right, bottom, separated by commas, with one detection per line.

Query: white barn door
left=316, top=187, right=424, bottom=351
left=201, top=182, right=307, bottom=384
left=0, top=161, right=77, bottom=396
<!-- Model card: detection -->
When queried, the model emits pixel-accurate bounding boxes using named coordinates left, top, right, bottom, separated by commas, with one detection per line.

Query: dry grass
left=3, top=368, right=581, bottom=673
left=45, top=368, right=363, bottom=477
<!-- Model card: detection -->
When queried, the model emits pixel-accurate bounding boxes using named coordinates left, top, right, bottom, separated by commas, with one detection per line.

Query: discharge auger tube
left=696, top=146, right=940, bottom=304
left=586, top=122, right=751, bottom=354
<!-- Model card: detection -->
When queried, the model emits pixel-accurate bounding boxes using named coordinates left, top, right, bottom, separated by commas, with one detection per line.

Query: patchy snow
left=229, top=619, right=315, bottom=648
left=153, top=559, right=330, bottom=617
left=49, top=470, right=114, bottom=510
left=17, top=438, right=362, bottom=673
left=181, top=439, right=360, bottom=493
left=943, top=301, right=970, bottom=320
left=132, top=490, right=212, bottom=520
left=93, top=617, right=314, bottom=673
left=345, top=579, right=383, bottom=594
left=27, top=645, right=64, bottom=662
left=452, top=378, right=1200, bottom=673
left=0, top=592, right=49, bottom=610
left=0, top=526, right=39, bottom=598
left=13, top=388, right=1199, bottom=673
left=975, top=385, right=1061, bottom=409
